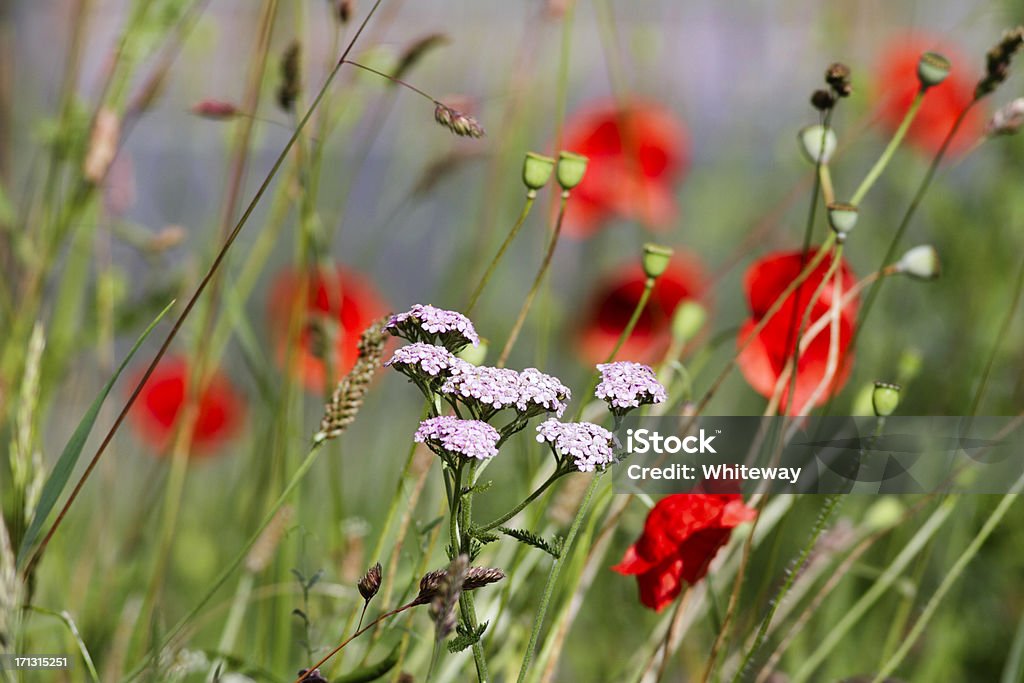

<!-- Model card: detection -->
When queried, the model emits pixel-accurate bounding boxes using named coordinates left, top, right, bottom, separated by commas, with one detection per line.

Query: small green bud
left=917, top=52, right=951, bottom=89
left=895, top=245, right=941, bottom=280
left=642, top=243, right=674, bottom=279
left=827, top=202, right=859, bottom=237
left=872, top=381, right=901, bottom=417
left=556, top=151, right=589, bottom=191
left=522, top=152, right=556, bottom=192
left=864, top=497, right=905, bottom=531
left=671, top=301, right=706, bottom=344
left=798, top=124, right=838, bottom=165
left=456, top=337, right=488, bottom=366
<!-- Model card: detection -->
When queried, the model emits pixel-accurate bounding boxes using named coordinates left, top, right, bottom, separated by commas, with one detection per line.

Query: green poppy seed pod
left=642, top=243, right=674, bottom=279
left=556, top=151, right=589, bottom=191
left=872, top=381, right=901, bottom=417
left=917, top=52, right=952, bottom=89
left=827, top=202, right=859, bottom=237
left=522, top=152, right=556, bottom=192
left=456, top=337, right=488, bottom=366
left=798, top=124, right=838, bottom=165
left=671, top=301, right=706, bottom=344
left=895, top=245, right=941, bottom=280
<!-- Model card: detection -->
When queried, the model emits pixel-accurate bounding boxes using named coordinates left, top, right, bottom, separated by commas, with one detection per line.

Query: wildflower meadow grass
left=3, top=1, right=1024, bottom=682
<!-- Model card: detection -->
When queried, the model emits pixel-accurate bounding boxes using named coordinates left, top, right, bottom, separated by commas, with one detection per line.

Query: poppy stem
left=466, top=194, right=537, bottom=314
left=850, top=90, right=926, bottom=206
left=694, top=234, right=836, bottom=416
left=497, top=194, right=570, bottom=368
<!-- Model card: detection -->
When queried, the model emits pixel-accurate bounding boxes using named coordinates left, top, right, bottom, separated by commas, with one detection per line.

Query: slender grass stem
left=872, top=475, right=1024, bottom=682
left=967, top=253, right=1024, bottom=416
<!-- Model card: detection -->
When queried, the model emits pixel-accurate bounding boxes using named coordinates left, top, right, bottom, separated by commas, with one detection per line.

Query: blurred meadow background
left=3, top=0, right=1024, bottom=681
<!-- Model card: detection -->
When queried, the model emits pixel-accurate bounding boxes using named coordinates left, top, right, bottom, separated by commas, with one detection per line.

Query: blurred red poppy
left=129, top=356, right=245, bottom=453
left=875, top=38, right=984, bottom=155
left=579, top=254, right=704, bottom=363
left=561, top=100, right=689, bottom=237
left=613, top=494, right=755, bottom=612
left=736, top=250, right=858, bottom=414
left=268, top=265, right=387, bottom=392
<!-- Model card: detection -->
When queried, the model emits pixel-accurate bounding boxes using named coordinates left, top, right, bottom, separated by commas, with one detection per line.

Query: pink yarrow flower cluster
left=415, top=415, right=500, bottom=460
left=386, top=342, right=463, bottom=378
left=387, top=304, right=480, bottom=350
left=536, top=418, right=616, bottom=472
left=595, top=361, right=667, bottom=414
left=442, top=365, right=570, bottom=417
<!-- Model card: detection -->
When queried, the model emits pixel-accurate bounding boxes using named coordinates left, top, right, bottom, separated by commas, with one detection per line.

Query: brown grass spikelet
left=83, top=107, right=120, bottom=183
left=314, top=317, right=389, bottom=442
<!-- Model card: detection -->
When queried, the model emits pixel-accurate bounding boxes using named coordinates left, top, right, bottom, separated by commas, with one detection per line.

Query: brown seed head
left=358, top=562, right=382, bottom=601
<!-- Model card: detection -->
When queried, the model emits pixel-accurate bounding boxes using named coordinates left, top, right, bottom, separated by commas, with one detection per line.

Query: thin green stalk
left=968, top=253, right=1024, bottom=417
left=26, top=606, right=100, bottom=683
left=477, top=471, right=565, bottom=533
left=872, top=478, right=1024, bottom=682
left=850, top=91, right=925, bottom=205
left=731, top=495, right=841, bottom=682
left=516, top=473, right=600, bottom=683
left=838, top=99, right=978, bottom=376
left=694, top=234, right=836, bottom=415
left=790, top=499, right=955, bottom=683
left=467, top=195, right=537, bottom=314
left=497, top=194, right=570, bottom=367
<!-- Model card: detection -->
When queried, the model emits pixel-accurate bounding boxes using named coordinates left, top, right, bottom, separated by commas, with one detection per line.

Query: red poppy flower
left=267, top=265, right=386, bottom=392
left=736, top=250, right=858, bottom=414
left=129, top=356, right=245, bottom=453
left=613, top=494, right=756, bottom=611
left=579, top=254, right=704, bottom=363
left=875, top=37, right=984, bottom=156
left=561, top=100, right=689, bottom=237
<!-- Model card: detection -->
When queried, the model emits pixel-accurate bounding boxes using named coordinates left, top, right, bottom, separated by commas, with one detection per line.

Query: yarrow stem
left=477, top=470, right=566, bottom=533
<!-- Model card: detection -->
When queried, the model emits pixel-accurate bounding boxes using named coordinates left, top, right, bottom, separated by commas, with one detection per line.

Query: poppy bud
left=827, top=202, right=859, bottom=237
left=671, top=301, right=706, bottom=344
left=556, top=151, right=589, bottom=191
left=642, top=243, right=673, bottom=279
left=872, top=381, right=901, bottom=417
left=522, top=152, right=556, bottom=193
left=798, top=124, right=837, bottom=165
left=917, top=52, right=951, bottom=89
left=456, top=337, right=488, bottom=366
left=895, top=245, right=941, bottom=280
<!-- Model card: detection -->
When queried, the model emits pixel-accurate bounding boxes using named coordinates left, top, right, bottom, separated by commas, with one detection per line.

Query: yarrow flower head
left=441, top=365, right=571, bottom=419
left=414, top=416, right=500, bottom=461
left=387, top=304, right=480, bottom=352
left=385, top=343, right=465, bottom=383
left=536, top=418, right=616, bottom=472
left=516, top=368, right=571, bottom=418
left=441, top=365, right=522, bottom=416
left=595, top=361, right=667, bottom=415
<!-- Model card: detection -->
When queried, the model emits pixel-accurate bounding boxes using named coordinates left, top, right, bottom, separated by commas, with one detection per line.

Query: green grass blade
left=15, top=299, right=175, bottom=570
